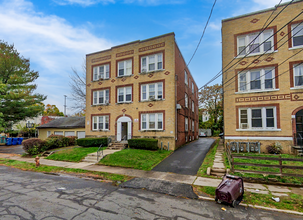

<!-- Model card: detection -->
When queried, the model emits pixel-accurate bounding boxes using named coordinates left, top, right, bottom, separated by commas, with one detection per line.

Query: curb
left=198, top=196, right=303, bottom=216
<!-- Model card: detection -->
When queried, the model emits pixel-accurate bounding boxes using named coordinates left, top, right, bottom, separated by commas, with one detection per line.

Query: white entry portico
left=116, top=116, right=132, bottom=141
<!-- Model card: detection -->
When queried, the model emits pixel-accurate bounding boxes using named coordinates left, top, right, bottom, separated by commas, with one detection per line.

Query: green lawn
left=195, top=185, right=303, bottom=213
left=0, top=158, right=129, bottom=183
left=98, top=149, right=172, bottom=170
left=46, top=146, right=102, bottom=162
left=197, top=138, right=220, bottom=177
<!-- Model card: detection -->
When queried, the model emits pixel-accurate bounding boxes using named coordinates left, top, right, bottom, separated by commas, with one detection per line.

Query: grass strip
left=0, top=158, right=130, bottom=183
left=194, top=186, right=303, bottom=213
left=196, top=138, right=220, bottom=177
left=46, top=147, right=102, bottom=162
left=98, top=149, right=172, bottom=171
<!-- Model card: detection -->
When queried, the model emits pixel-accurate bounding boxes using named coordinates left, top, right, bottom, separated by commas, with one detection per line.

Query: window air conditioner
left=105, top=100, right=109, bottom=105
left=240, top=123, right=248, bottom=129
left=149, top=96, right=156, bottom=101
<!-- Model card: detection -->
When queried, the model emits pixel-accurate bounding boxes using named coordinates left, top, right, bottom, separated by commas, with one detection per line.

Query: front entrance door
left=296, top=109, right=303, bottom=145
left=117, top=116, right=132, bottom=141
left=121, top=122, right=128, bottom=140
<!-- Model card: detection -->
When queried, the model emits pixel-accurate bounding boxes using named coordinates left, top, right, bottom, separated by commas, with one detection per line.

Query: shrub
left=77, top=137, right=108, bottom=147
left=22, top=138, right=45, bottom=155
left=266, top=142, right=283, bottom=154
left=128, top=138, right=158, bottom=150
left=43, top=135, right=70, bottom=150
left=66, top=136, right=77, bottom=146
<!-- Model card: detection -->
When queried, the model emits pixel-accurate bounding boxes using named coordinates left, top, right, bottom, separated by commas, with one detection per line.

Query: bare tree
left=69, top=62, right=86, bottom=113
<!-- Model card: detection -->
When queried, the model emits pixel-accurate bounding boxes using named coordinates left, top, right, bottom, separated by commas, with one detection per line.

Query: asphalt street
left=0, top=166, right=301, bottom=220
left=0, top=145, right=25, bottom=155
left=152, top=138, right=215, bottom=175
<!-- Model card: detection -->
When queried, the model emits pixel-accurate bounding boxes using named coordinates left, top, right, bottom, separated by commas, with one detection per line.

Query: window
left=185, top=117, right=188, bottom=131
left=185, top=93, right=188, bottom=108
left=237, top=29, right=274, bottom=56
left=92, top=115, right=109, bottom=131
left=192, top=82, right=194, bottom=94
left=293, top=63, right=303, bottom=87
left=238, top=67, right=275, bottom=92
left=93, top=89, right=109, bottom=105
left=93, top=64, right=109, bottom=81
left=185, top=70, right=188, bottom=85
left=141, top=53, right=163, bottom=72
left=291, top=23, right=303, bottom=47
left=117, top=86, right=132, bottom=103
left=141, top=82, right=163, bottom=101
left=239, top=107, right=277, bottom=130
left=192, top=120, right=195, bottom=132
left=141, top=113, right=163, bottom=130
left=118, top=59, right=132, bottom=76
left=192, top=101, right=195, bottom=112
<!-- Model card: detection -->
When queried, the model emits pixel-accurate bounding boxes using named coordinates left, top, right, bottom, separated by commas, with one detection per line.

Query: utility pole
left=64, top=95, right=67, bottom=116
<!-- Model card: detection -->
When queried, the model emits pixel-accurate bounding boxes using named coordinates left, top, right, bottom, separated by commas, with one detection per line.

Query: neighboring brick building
left=222, top=0, right=303, bottom=153
left=85, top=33, right=199, bottom=150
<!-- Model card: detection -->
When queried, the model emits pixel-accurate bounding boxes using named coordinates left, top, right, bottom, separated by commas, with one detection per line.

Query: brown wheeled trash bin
left=215, top=174, right=244, bottom=207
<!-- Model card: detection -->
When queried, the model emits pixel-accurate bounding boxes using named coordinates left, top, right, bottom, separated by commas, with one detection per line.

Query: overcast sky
left=0, top=0, right=289, bottom=114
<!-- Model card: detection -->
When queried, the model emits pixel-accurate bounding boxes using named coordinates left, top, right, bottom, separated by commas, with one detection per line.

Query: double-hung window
left=141, top=53, right=163, bottom=72
left=185, top=70, right=188, bottom=85
left=92, top=115, right=109, bottom=131
left=185, top=117, right=188, bottom=131
left=291, top=23, right=303, bottom=47
left=141, top=82, right=163, bottom=101
left=192, top=120, right=195, bottom=132
left=93, top=89, right=109, bottom=105
left=185, top=93, right=188, bottom=108
left=293, top=63, right=303, bottom=87
left=93, top=64, right=109, bottom=81
left=239, top=107, right=276, bottom=130
left=118, top=59, right=132, bottom=76
left=238, top=67, right=275, bottom=92
left=141, top=113, right=163, bottom=130
left=118, top=86, right=132, bottom=103
left=192, top=82, right=194, bottom=93
left=192, top=101, right=195, bottom=112
left=237, top=29, right=274, bottom=56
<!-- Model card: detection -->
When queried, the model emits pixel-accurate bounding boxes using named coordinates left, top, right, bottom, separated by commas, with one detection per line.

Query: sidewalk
left=0, top=152, right=299, bottom=198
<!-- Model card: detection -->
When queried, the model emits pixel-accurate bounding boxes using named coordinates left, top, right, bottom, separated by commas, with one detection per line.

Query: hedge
left=128, top=138, right=158, bottom=150
left=77, top=137, right=108, bottom=147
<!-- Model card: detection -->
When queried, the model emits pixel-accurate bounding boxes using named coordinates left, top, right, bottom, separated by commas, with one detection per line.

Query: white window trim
left=93, top=64, right=110, bottom=81
left=141, top=52, right=163, bottom=73
left=93, top=89, right=110, bottom=105
left=238, top=67, right=276, bottom=93
left=141, top=113, right=163, bottom=131
left=117, top=86, right=132, bottom=103
left=185, top=93, right=188, bottom=108
left=92, top=115, right=109, bottom=131
left=141, top=82, right=163, bottom=101
left=291, top=23, right=303, bottom=49
left=192, top=101, right=195, bottom=113
left=238, top=106, right=278, bottom=131
left=292, top=63, right=303, bottom=88
left=185, top=117, right=188, bottom=131
left=192, top=120, right=195, bottom=132
left=118, top=59, right=132, bottom=77
left=237, top=29, right=274, bottom=57
left=192, top=82, right=194, bottom=94
left=185, top=70, right=188, bottom=85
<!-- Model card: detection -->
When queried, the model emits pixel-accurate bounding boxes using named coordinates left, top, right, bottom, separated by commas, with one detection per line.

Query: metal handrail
left=122, top=135, right=127, bottom=141
left=97, top=144, right=103, bottom=161
left=298, top=133, right=303, bottom=147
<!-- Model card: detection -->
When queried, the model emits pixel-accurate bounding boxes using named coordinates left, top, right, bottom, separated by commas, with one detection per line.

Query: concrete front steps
left=82, top=149, right=124, bottom=163
left=107, top=141, right=128, bottom=150
left=292, top=146, right=303, bottom=156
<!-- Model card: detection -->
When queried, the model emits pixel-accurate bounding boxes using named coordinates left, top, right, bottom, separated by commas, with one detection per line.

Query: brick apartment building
left=222, top=0, right=303, bottom=153
left=85, top=33, right=199, bottom=150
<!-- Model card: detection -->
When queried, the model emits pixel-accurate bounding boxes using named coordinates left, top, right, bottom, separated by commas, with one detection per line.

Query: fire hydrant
left=35, top=156, right=40, bottom=167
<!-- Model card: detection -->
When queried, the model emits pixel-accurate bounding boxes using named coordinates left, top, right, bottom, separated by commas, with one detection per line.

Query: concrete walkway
left=0, top=152, right=300, bottom=198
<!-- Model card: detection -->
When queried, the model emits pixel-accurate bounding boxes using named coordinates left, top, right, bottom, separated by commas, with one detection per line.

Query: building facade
left=85, top=33, right=199, bottom=150
left=222, top=0, right=303, bottom=153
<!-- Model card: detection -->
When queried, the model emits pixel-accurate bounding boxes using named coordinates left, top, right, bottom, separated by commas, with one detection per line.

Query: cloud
left=252, top=0, right=289, bottom=8
left=0, top=0, right=113, bottom=113
left=53, top=0, right=114, bottom=6
left=53, top=0, right=186, bottom=6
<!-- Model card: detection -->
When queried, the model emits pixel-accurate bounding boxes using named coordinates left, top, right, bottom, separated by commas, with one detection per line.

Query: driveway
left=0, top=145, right=25, bottom=155
left=152, top=138, right=215, bottom=175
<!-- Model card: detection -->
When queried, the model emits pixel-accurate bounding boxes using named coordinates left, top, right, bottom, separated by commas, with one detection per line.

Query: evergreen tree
left=0, top=41, right=46, bottom=129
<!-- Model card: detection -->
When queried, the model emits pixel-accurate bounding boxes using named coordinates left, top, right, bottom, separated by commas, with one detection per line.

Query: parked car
left=219, top=132, right=224, bottom=139
left=199, top=131, right=207, bottom=137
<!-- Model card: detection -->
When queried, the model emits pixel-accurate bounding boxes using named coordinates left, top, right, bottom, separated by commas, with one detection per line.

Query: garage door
left=65, top=131, right=75, bottom=136
left=77, top=131, right=85, bottom=139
